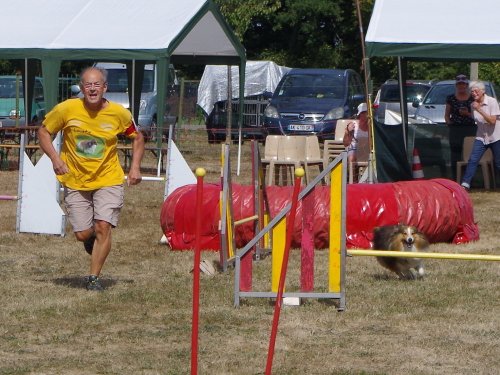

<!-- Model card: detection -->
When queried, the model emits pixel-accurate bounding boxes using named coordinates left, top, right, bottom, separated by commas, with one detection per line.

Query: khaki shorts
left=64, top=185, right=124, bottom=232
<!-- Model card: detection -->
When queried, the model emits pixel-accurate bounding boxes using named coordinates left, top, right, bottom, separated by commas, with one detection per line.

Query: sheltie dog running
left=373, top=225, right=429, bottom=279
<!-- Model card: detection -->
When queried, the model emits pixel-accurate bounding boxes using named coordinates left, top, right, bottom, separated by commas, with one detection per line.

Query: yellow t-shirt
left=42, top=98, right=138, bottom=190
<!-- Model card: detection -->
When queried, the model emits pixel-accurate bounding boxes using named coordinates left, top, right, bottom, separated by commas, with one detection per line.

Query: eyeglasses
left=82, top=81, right=104, bottom=89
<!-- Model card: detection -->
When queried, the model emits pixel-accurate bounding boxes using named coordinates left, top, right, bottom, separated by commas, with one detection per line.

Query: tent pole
left=225, top=66, right=232, bottom=145
left=397, top=56, right=408, bottom=156
left=156, top=58, right=169, bottom=150
left=470, top=62, right=479, bottom=80
left=237, top=61, right=245, bottom=176
left=355, top=0, right=376, bottom=183
left=131, top=59, right=136, bottom=119
left=16, top=59, right=29, bottom=233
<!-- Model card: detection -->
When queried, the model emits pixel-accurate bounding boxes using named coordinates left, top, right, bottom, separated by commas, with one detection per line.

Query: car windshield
left=105, top=69, right=127, bottom=93
left=0, top=77, right=24, bottom=98
left=142, top=70, right=155, bottom=92
left=106, top=69, right=155, bottom=93
left=277, top=74, right=345, bottom=99
left=380, top=84, right=430, bottom=103
left=423, top=83, right=494, bottom=105
left=422, top=84, right=455, bottom=105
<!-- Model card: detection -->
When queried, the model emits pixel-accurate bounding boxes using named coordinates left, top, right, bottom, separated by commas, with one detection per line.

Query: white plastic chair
left=335, top=119, right=357, bottom=141
left=349, top=136, right=370, bottom=183
left=268, top=135, right=307, bottom=185
left=323, top=140, right=346, bottom=184
left=304, top=136, right=323, bottom=184
left=261, top=135, right=280, bottom=183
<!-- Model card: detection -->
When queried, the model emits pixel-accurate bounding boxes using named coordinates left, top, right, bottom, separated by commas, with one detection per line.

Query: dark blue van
left=263, top=68, right=365, bottom=140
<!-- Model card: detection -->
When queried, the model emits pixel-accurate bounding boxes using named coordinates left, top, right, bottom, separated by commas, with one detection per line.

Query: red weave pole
left=265, top=168, right=304, bottom=375
left=191, top=168, right=205, bottom=375
left=301, top=187, right=315, bottom=292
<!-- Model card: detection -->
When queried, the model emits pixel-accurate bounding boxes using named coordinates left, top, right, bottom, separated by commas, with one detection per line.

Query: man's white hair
left=469, top=80, right=485, bottom=91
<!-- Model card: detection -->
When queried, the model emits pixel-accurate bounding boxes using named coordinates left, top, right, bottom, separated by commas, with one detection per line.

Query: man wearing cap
left=445, top=74, right=475, bottom=179
left=343, top=103, right=369, bottom=181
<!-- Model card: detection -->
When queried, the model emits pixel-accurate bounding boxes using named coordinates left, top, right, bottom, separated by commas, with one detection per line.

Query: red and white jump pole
left=0, top=195, right=18, bottom=201
left=191, top=167, right=205, bottom=375
left=265, top=168, right=304, bottom=375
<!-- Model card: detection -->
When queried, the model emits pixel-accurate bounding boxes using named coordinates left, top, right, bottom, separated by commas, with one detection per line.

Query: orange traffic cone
left=412, top=148, right=424, bottom=180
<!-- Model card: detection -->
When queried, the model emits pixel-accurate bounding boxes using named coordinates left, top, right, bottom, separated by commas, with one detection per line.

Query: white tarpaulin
left=197, top=61, right=291, bottom=115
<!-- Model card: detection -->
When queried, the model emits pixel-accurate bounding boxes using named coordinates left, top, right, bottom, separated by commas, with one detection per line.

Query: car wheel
left=207, top=130, right=225, bottom=144
left=207, top=130, right=217, bottom=144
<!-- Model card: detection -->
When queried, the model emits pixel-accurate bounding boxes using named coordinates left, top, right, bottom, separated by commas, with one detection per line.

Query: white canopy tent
left=364, top=0, right=500, bottom=181
left=0, top=0, right=246, bottom=125
left=366, top=0, right=500, bottom=60
left=0, top=0, right=246, bottom=235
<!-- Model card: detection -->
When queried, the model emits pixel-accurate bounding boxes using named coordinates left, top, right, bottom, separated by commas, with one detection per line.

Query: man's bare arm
left=37, top=126, right=68, bottom=175
left=127, top=131, right=145, bottom=186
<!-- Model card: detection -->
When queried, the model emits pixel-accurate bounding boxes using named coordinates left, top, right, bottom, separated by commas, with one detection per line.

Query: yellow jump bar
left=234, top=215, right=259, bottom=226
left=347, top=249, right=500, bottom=262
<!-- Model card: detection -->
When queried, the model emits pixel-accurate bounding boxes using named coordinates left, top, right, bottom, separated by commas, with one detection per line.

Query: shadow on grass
left=372, top=273, right=424, bottom=282
left=372, top=273, right=393, bottom=281
left=50, top=276, right=134, bottom=290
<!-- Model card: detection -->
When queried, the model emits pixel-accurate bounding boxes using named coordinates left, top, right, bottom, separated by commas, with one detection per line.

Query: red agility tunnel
left=160, top=179, right=479, bottom=251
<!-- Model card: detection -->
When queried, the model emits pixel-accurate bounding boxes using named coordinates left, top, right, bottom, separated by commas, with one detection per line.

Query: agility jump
left=232, top=151, right=348, bottom=309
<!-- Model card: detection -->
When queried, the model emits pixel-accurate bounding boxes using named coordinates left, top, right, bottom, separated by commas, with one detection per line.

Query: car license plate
left=289, top=124, right=314, bottom=131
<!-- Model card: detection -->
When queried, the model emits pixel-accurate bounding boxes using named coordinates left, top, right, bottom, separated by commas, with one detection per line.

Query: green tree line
left=213, top=0, right=500, bottom=90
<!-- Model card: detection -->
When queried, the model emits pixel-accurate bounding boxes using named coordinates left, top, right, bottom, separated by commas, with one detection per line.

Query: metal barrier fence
left=213, top=95, right=268, bottom=127
left=177, top=79, right=202, bottom=125
left=57, top=76, right=202, bottom=124
left=58, top=75, right=80, bottom=101
left=206, top=95, right=269, bottom=141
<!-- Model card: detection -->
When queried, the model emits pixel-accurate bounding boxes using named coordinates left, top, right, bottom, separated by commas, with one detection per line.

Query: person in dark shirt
left=445, top=74, right=475, bottom=180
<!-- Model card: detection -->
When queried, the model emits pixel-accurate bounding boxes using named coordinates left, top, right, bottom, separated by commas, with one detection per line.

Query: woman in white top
left=460, top=80, right=500, bottom=190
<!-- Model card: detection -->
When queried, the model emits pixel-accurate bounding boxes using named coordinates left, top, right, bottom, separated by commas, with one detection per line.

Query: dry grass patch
left=0, top=130, right=499, bottom=374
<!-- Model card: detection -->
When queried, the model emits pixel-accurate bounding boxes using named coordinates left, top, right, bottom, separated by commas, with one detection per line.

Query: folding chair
left=323, top=140, right=346, bottom=184
left=268, top=135, right=307, bottom=185
left=304, top=135, right=323, bottom=184
left=349, top=137, right=370, bottom=183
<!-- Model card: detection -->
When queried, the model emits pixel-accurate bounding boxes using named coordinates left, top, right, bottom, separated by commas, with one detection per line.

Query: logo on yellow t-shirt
left=75, top=135, right=105, bottom=158
left=100, top=123, right=114, bottom=131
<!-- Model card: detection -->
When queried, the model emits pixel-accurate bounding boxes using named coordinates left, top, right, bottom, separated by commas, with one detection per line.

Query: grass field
left=0, top=129, right=499, bottom=374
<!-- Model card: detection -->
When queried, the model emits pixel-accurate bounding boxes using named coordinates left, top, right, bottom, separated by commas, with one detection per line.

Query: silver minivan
left=373, top=79, right=434, bottom=123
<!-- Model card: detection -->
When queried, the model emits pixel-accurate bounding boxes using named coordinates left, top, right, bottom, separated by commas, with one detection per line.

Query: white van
left=92, top=62, right=177, bottom=138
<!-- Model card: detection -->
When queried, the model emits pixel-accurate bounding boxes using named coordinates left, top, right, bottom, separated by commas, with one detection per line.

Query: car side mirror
left=70, top=85, right=81, bottom=96
left=262, top=91, right=273, bottom=100
left=412, top=99, right=421, bottom=108
left=351, top=93, right=366, bottom=102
